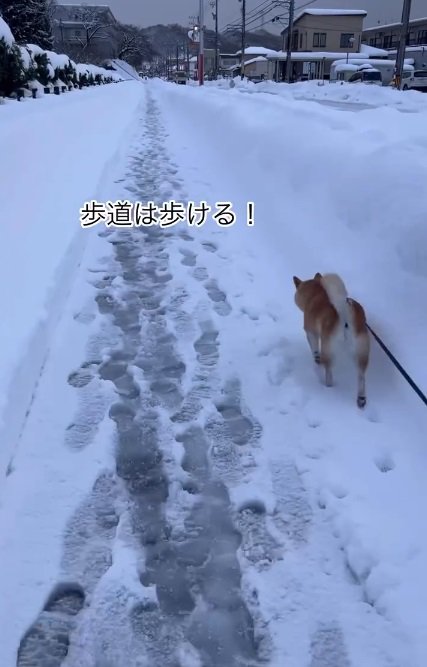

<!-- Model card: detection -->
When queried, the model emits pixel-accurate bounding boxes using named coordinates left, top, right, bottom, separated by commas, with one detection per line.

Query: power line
left=247, top=0, right=318, bottom=32
left=222, top=0, right=274, bottom=28
left=222, top=0, right=279, bottom=32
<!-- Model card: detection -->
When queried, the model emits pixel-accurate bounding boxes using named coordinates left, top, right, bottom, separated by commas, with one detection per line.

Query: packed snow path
left=16, top=90, right=263, bottom=667
left=1, top=80, right=427, bottom=667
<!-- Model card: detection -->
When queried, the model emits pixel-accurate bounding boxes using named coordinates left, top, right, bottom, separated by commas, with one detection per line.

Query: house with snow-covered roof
left=52, top=3, right=119, bottom=62
left=234, top=46, right=279, bottom=60
left=281, top=8, right=367, bottom=55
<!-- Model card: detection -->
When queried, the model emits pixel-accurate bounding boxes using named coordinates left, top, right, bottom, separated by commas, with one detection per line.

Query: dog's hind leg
left=320, top=334, right=334, bottom=387
left=306, top=330, right=320, bottom=364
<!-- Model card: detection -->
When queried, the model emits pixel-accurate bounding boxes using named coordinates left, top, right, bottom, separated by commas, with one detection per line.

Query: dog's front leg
left=306, top=331, right=320, bottom=364
left=354, top=333, right=369, bottom=408
left=357, top=370, right=366, bottom=408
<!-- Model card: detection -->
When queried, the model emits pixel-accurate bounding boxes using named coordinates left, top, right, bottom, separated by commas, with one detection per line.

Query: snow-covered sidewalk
left=0, top=80, right=144, bottom=481
left=0, top=77, right=427, bottom=667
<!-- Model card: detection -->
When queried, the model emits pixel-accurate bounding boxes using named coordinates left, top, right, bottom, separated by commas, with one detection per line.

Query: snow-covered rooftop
left=301, top=8, right=367, bottom=16
left=359, top=43, right=389, bottom=57
left=244, top=56, right=268, bottom=65
left=387, top=46, right=427, bottom=54
left=334, top=63, right=359, bottom=72
left=0, top=15, right=14, bottom=46
left=234, top=46, right=279, bottom=57
left=335, top=57, right=415, bottom=68
left=285, top=8, right=367, bottom=29
left=363, top=16, right=427, bottom=32
left=267, top=50, right=374, bottom=61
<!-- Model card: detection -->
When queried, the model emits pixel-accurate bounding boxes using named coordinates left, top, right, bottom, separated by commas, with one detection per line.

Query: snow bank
left=0, top=80, right=144, bottom=482
left=152, top=78, right=427, bottom=665
left=108, top=58, right=142, bottom=81
left=208, top=76, right=427, bottom=111
left=0, top=15, right=14, bottom=46
left=289, top=79, right=427, bottom=109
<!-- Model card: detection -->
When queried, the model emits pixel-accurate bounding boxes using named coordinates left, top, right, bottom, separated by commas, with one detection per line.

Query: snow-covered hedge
left=0, top=15, right=123, bottom=101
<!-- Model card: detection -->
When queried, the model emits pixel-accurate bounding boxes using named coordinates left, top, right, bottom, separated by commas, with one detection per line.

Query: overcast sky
left=106, top=0, right=427, bottom=31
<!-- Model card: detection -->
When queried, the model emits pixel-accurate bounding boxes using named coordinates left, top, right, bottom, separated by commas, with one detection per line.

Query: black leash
left=366, top=323, right=427, bottom=407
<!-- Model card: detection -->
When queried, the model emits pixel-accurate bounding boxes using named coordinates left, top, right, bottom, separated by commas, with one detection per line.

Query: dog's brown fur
left=293, top=272, right=370, bottom=408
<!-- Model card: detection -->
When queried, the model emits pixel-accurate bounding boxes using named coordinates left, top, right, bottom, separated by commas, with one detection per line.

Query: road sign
left=188, top=29, right=200, bottom=43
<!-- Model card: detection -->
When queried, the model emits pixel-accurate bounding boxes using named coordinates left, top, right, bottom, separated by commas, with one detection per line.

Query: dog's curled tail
left=319, top=273, right=349, bottom=328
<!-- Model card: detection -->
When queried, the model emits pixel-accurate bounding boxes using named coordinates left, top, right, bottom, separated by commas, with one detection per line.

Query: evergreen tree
left=0, top=37, right=27, bottom=95
left=0, top=0, right=54, bottom=49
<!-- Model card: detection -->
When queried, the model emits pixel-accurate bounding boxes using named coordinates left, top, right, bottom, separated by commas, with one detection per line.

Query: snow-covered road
left=1, top=78, right=427, bottom=667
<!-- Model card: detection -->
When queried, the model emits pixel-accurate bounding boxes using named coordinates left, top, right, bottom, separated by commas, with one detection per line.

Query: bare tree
left=114, top=23, right=156, bottom=68
left=72, top=6, right=115, bottom=53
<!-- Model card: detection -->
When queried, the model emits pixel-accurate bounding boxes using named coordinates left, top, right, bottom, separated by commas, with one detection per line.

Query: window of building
left=75, top=29, right=82, bottom=37
left=300, top=33, right=303, bottom=48
left=313, top=32, right=326, bottom=48
left=340, top=33, right=355, bottom=48
left=292, top=31, right=299, bottom=49
left=417, top=30, right=427, bottom=44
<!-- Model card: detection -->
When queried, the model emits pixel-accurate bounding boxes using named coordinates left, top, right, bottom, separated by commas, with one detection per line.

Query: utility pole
left=240, top=0, right=246, bottom=80
left=285, top=0, right=294, bottom=83
left=394, top=0, right=412, bottom=89
left=198, top=0, right=205, bottom=85
left=215, top=0, right=219, bottom=78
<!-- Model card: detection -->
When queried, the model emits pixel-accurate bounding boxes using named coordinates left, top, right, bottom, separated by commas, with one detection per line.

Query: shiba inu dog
left=293, top=272, right=370, bottom=408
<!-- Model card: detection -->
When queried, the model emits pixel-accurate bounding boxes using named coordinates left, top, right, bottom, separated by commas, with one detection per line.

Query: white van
left=330, top=59, right=414, bottom=86
left=400, top=69, right=427, bottom=91
left=347, top=66, right=382, bottom=86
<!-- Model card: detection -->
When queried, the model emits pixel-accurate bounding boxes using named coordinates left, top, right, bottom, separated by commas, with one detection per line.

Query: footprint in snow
left=201, top=241, right=217, bottom=253
left=240, top=306, right=259, bottom=321
left=374, top=451, right=395, bottom=473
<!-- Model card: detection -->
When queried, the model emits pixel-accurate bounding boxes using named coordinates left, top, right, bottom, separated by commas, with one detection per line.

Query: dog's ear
left=293, top=276, right=301, bottom=288
left=314, top=272, right=322, bottom=280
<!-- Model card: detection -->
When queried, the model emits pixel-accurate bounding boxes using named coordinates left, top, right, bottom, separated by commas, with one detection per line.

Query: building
left=243, top=56, right=269, bottom=80
left=188, top=49, right=216, bottom=79
left=281, top=9, right=367, bottom=54
left=267, top=43, right=388, bottom=82
left=52, top=3, right=119, bottom=63
left=386, top=46, right=427, bottom=70
left=219, top=47, right=278, bottom=77
left=219, top=53, right=240, bottom=75
left=235, top=46, right=279, bottom=61
left=362, top=16, right=427, bottom=50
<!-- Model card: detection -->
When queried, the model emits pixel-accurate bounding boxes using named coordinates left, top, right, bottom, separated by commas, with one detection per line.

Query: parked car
left=347, top=66, right=382, bottom=86
left=174, top=71, right=187, bottom=85
left=399, top=69, right=427, bottom=91
left=247, top=75, right=266, bottom=84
